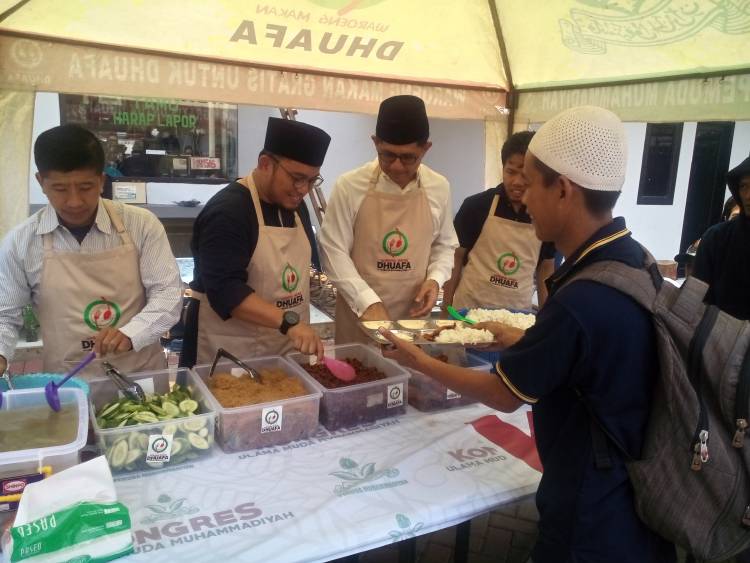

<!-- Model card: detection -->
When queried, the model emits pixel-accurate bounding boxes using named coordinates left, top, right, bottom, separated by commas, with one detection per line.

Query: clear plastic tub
left=88, top=368, right=215, bottom=473
left=0, top=388, right=88, bottom=480
left=192, top=356, right=322, bottom=453
left=407, top=351, right=490, bottom=412
left=287, top=344, right=410, bottom=431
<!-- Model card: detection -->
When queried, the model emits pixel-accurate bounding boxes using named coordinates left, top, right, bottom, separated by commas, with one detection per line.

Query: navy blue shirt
left=190, top=182, right=318, bottom=320
left=497, top=218, right=675, bottom=563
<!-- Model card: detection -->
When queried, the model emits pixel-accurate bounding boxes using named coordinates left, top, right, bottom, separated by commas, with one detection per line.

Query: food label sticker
left=446, top=389, right=462, bottom=400
left=387, top=384, right=404, bottom=408
left=146, top=434, right=173, bottom=463
left=261, top=406, right=283, bottom=433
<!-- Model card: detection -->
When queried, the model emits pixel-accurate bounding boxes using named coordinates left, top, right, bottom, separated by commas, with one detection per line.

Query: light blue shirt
left=0, top=200, right=183, bottom=362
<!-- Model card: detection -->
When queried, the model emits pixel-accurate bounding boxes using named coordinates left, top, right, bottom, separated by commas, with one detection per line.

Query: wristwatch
left=279, top=310, right=300, bottom=335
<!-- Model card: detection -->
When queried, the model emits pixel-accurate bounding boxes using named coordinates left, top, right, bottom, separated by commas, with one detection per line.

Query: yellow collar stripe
left=573, top=228, right=631, bottom=266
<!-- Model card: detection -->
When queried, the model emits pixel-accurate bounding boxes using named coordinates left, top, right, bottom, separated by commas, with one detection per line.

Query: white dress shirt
left=319, top=159, right=458, bottom=317
left=0, top=200, right=183, bottom=362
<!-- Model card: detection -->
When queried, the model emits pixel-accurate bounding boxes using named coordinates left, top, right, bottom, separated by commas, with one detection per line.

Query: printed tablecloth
left=117, top=404, right=542, bottom=562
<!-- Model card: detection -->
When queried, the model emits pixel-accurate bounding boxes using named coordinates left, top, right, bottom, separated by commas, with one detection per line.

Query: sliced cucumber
left=125, top=449, right=142, bottom=465
left=181, top=417, right=206, bottom=432
left=179, top=399, right=198, bottom=414
left=133, top=411, right=159, bottom=424
left=187, top=432, right=210, bottom=450
left=198, top=428, right=208, bottom=438
left=109, top=440, right=129, bottom=468
left=161, top=401, right=180, bottom=417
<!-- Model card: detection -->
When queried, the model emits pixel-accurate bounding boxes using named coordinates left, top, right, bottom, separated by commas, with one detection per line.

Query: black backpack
left=566, top=252, right=750, bottom=562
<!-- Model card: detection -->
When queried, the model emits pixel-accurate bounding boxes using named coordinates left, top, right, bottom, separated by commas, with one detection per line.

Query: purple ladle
left=45, top=351, right=96, bottom=411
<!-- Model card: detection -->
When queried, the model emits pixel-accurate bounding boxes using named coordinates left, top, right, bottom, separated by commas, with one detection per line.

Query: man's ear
left=557, top=175, right=575, bottom=202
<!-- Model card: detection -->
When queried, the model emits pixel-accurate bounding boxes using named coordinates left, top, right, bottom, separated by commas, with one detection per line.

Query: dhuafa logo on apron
left=378, top=228, right=412, bottom=272
left=281, top=263, right=300, bottom=292
left=497, top=252, right=521, bottom=276
left=382, top=228, right=408, bottom=256
left=83, top=297, right=122, bottom=331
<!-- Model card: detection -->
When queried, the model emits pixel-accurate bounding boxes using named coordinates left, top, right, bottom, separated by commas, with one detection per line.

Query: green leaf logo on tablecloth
left=388, top=513, right=424, bottom=542
left=141, top=494, right=199, bottom=524
left=330, top=457, right=405, bottom=496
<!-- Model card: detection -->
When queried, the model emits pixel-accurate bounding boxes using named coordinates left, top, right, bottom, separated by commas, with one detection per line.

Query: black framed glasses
left=377, top=150, right=420, bottom=165
left=269, top=155, right=324, bottom=189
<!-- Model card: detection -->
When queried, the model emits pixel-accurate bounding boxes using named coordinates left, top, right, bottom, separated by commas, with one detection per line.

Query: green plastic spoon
left=446, top=305, right=477, bottom=325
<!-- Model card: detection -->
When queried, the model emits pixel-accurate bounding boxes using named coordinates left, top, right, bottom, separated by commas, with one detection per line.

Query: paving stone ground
left=347, top=499, right=730, bottom=563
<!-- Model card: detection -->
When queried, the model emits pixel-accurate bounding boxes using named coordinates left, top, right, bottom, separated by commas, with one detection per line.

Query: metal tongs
left=209, top=348, right=263, bottom=383
left=102, top=361, right=147, bottom=402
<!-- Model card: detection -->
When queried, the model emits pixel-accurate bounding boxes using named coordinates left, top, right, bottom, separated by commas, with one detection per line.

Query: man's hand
left=0, top=355, right=7, bottom=374
left=360, top=302, right=390, bottom=322
left=93, top=328, right=133, bottom=356
left=379, top=328, right=430, bottom=371
left=409, top=279, right=439, bottom=317
left=474, top=322, right=525, bottom=350
left=287, top=323, right=324, bottom=361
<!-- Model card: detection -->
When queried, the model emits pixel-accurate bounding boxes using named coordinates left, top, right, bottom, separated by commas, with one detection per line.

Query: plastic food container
left=88, top=368, right=215, bottom=473
left=192, top=356, right=322, bottom=453
left=407, top=352, right=490, bottom=412
left=0, top=388, right=88, bottom=480
left=287, top=344, right=410, bottom=431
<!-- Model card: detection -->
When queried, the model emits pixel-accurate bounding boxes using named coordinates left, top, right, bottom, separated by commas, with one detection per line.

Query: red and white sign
left=190, top=157, right=221, bottom=170
left=2, top=479, right=26, bottom=494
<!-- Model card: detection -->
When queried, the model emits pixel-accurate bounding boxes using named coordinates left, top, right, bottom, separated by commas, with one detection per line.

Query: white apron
left=335, top=165, right=432, bottom=344
left=194, top=175, right=311, bottom=365
left=37, top=199, right=166, bottom=379
left=453, top=194, right=541, bottom=311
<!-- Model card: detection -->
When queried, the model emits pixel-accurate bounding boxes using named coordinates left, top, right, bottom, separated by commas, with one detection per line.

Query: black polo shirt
left=453, top=184, right=556, bottom=263
left=496, top=217, right=675, bottom=563
left=189, top=182, right=317, bottom=320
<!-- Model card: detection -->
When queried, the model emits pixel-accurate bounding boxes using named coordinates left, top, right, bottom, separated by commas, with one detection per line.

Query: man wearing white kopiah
left=319, top=95, right=458, bottom=344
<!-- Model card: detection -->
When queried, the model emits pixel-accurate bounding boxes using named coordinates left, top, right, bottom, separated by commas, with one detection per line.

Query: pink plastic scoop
left=321, top=356, right=356, bottom=382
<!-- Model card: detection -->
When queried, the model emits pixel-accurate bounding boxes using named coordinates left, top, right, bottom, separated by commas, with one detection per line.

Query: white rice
left=435, top=325, right=495, bottom=345
left=465, top=308, right=536, bottom=330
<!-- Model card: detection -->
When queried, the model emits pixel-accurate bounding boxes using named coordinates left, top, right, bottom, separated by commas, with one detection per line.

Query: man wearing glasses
left=320, top=95, right=458, bottom=343
left=189, top=117, right=331, bottom=363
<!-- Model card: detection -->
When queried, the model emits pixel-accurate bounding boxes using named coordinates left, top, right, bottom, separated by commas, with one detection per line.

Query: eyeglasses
left=269, top=155, right=324, bottom=189
left=377, top=151, right=420, bottom=165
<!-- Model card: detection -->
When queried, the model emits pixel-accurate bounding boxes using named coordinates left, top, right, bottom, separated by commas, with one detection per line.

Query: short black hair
left=501, top=131, right=534, bottom=165
left=34, top=124, right=105, bottom=176
left=531, top=155, right=620, bottom=216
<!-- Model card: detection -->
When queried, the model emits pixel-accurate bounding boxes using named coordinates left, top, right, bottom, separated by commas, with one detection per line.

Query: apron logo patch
left=281, top=264, right=300, bottom=292
left=382, top=229, right=409, bottom=257
left=496, top=252, right=521, bottom=276
left=83, top=298, right=122, bottom=331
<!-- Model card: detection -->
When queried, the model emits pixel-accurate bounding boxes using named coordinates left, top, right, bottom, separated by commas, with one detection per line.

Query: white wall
left=236, top=105, right=486, bottom=228
left=614, top=122, right=697, bottom=261
left=28, top=92, right=61, bottom=204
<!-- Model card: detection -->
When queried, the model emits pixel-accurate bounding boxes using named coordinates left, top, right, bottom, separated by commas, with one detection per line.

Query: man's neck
left=250, top=169, right=272, bottom=204
left=556, top=214, right=614, bottom=259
